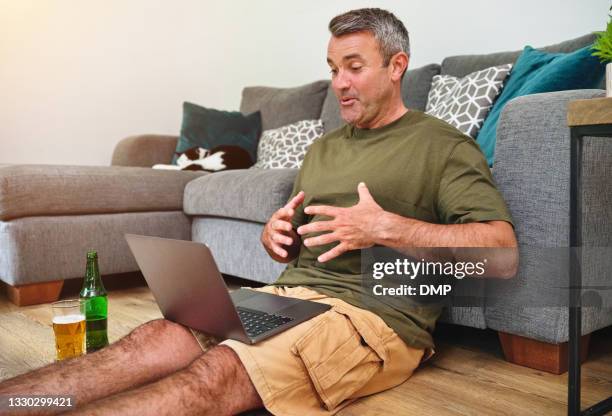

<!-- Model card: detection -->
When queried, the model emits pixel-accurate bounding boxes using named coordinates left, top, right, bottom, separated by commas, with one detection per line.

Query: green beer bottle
left=79, top=250, right=109, bottom=352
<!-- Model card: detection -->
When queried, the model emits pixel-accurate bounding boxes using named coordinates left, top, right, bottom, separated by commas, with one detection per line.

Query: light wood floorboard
left=0, top=277, right=610, bottom=415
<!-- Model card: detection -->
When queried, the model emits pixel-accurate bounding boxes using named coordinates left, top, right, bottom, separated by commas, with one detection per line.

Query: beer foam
left=53, top=314, right=85, bottom=324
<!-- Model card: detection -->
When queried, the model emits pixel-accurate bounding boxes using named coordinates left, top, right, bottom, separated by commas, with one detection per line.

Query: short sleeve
left=436, top=140, right=513, bottom=226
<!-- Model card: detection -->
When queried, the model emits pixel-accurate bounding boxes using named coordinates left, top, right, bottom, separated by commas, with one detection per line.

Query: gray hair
left=328, top=8, right=410, bottom=67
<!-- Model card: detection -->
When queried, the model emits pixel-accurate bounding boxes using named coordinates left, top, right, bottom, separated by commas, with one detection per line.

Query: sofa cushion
left=240, top=81, right=329, bottom=132
left=184, top=168, right=298, bottom=223
left=441, top=33, right=597, bottom=78
left=320, top=63, right=442, bottom=133
left=0, top=165, right=206, bottom=221
left=401, top=63, right=442, bottom=111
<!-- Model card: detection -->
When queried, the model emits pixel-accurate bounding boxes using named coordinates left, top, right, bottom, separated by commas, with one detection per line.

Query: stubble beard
left=341, top=100, right=371, bottom=127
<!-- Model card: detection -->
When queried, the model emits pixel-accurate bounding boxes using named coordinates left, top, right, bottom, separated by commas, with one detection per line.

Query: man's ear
left=389, top=52, right=409, bottom=82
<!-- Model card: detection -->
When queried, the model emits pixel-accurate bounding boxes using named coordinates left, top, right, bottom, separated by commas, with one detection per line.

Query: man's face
left=327, top=31, right=395, bottom=128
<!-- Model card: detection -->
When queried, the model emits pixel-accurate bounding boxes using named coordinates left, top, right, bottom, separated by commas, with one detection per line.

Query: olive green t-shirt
left=273, top=110, right=513, bottom=350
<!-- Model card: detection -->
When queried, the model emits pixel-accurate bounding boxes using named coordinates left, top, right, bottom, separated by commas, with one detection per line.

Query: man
left=0, top=8, right=517, bottom=416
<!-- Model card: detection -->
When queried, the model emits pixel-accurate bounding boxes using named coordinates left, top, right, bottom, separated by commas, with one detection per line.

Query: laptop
left=124, top=234, right=330, bottom=344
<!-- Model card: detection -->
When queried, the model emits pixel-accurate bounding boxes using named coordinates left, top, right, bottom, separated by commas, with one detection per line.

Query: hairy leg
left=0, top=319, right=203, bottom=414
left=68, top=345, right=262, bottom=416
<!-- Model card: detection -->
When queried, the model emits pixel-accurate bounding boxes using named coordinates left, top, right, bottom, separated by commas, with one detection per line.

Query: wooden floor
left=1, top=275, right=610, bottom=415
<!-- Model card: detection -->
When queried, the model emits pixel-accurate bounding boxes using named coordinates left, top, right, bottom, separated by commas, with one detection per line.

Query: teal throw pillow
left=172, top=102, right=262, bottom=164
left=477, top=45, right=605, bottom=166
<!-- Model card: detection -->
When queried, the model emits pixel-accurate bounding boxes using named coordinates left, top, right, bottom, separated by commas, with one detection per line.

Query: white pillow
left=253, top=119, right=324, bottom=169
left=426, top=64, right=512, bottom=138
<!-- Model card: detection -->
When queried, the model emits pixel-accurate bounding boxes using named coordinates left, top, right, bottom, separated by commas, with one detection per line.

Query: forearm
left=374, top=212, right=511, bottom=247
left=373, top=212, right=518, bottom=278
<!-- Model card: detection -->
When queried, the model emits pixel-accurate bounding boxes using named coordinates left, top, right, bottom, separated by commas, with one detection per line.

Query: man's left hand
left=297, top=182, right=383, bottom=263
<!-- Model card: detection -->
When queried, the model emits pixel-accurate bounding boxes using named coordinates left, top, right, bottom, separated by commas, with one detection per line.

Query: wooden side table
left=567, top=97, right=612, bottom=416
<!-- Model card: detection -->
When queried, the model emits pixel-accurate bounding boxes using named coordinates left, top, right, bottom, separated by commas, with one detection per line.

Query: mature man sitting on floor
left=0, top=8, right=517, bottom=416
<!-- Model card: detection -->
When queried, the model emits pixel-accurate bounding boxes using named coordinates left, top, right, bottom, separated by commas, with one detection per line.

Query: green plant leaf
left=592, top=18, right=612, bottom=63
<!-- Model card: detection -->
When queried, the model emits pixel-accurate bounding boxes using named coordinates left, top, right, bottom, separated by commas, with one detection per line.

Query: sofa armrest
left=493, top=89, right=607, bottom=246
left=111, top=134, right=178, bottom=167
left=487, top=89, right=612, bottom=343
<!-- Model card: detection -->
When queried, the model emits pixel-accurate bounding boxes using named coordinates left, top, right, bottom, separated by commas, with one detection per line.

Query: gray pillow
left=240, top=81, right=329, bottom=131
left=320, top=63, right=442, bottom=133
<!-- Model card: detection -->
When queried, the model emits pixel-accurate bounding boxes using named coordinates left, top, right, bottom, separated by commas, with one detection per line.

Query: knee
left=126, top=318, right=191, bottom=348
left=186, top=346, right=262, bottom=412
left=188, top=345, right=238, bottom=375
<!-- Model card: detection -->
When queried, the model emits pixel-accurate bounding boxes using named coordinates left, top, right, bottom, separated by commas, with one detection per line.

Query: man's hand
left=261, top=191, right=305, bottom=263
left=297, top=182, right=383, bottom=263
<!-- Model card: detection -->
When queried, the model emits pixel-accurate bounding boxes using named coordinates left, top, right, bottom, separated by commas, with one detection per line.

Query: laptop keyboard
left=237, top=307, right=294, bottom=338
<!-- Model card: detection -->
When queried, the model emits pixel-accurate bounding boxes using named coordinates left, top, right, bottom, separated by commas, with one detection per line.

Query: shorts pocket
left=290, top=308, right=387, bottom=410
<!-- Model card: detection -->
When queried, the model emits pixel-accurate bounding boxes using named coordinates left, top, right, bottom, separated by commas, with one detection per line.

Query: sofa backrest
left=239, top=81, right=329, bottom=132
left=240, top=33, right=601, bottom=136
left=441, top=33, right=598, bottom=77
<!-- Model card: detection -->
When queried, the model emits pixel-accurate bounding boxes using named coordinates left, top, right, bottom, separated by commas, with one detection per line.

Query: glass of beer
left=52, top=299, right=86, bottom=360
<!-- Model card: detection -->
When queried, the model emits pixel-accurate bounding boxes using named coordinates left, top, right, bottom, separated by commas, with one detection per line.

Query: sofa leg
left=498, top=331, right=590, bottom=374
left=5, top=280, right=65, bottom=306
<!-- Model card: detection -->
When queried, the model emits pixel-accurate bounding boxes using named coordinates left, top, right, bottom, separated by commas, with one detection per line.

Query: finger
left=317, top=242, right=348, bottom=263
left=275, top=207, right=294, bottom=220
left=303, top=205, right=340, bottom=217
left=297, top=220, right=335, bottom=235
left=269, top=241, right=288, bottom=258
left=357, top=182, right=374, bottom=202
left=303, top=232, right=338, bottom=247
left=271, top=219, right=293, bottom=232
left=285, top=191, right=305, bottom=210
left=272, top=232, right=293, bottom=246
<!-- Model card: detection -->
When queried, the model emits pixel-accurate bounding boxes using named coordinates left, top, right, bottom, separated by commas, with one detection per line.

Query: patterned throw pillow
left=253, top=120, right=324, bottom=169
left=426, top=64, right=512, bottom=138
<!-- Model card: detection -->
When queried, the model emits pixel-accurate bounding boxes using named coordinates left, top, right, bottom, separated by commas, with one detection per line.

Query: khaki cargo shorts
left=190, top=286, right=430, bottom=416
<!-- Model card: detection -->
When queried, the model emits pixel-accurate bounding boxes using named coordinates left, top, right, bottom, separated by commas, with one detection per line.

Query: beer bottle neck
left=83, top=257, right=107, bottom=294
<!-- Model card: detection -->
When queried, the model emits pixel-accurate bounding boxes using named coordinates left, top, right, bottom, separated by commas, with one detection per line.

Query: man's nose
left=332, top=69, right=350, bottom=91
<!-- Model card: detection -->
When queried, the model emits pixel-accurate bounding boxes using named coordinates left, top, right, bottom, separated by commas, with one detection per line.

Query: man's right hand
left=261, top=191, right=305, bottom=263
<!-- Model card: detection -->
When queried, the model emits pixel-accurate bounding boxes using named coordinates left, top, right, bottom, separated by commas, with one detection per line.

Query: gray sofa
left=1, top=33, right=610, bottom=373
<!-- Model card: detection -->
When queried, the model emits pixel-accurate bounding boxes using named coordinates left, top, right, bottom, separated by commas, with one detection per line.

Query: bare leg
left=67, top=345, right=262, bottom=416
left=0, top=319, right=203, bottom=414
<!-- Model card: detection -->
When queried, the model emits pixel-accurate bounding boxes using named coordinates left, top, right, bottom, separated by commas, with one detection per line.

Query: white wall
left=0, top=0, right=608, bottom=166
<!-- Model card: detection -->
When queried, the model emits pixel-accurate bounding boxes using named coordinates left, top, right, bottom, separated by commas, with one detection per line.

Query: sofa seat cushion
left=184, top=168, right=298, bottom=223
left=0, top=165, right=206, bottom=221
